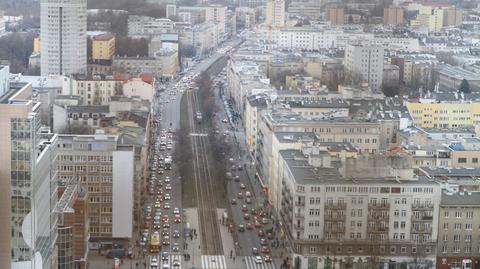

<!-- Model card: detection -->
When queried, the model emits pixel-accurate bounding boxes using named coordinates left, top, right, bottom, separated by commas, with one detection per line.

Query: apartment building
left=92, top=34, right=115, bottom=61
left=62, top=75, right=123, bottom=105
left=0, top=63, right=9, bottom=97
left=265, top=0, right=285, bottom=28
left=437, top=192, right=480, bottom=269
left=287, top=1, right=322, bottom=20
left=326, top=7, right=345, bottom=25
left=443, top=7, right=463, bottom=27
left=435, top=64, right=480, bottom=92
left=123, top=74, right=156, bottom=102
left=179, top=22, right=223, bottom=56
left=406, top=92, right=480, bottom=129
left=0, top=82, right=60, bottom=269
left=57, top=134, right=134, bottom=239
left=235, top=7, right=256, bottom=30
left=277, top=149, right=441, bottom=269
left=344, top=42, right=385, bottom=92
left=40, top=0, right=87, bottom=76
left=383, top=7, right=404, bottom=25
left=127, top=16, right=174, bottom=37
left=113, top=52, right=178, bottom=78
left=52, top=105, right=110, bottom=133
left=245, top=95, right=268, bottom=157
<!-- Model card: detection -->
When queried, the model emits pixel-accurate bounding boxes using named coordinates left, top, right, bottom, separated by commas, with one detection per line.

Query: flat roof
left=441, top=191, right=480, bottom=207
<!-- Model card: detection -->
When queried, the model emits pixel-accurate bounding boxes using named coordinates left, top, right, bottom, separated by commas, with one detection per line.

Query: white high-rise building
left=265, top=0, right=285, bottom=28
left=344, top=43, right=385, bottom=91
left=40, top=0, right=87, bottom=76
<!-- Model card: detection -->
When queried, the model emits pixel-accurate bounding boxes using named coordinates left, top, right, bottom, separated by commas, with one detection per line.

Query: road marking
left=190, top=133, right=208, bottom=137
left=245, top=256, right=276, bottom=269
left=201, top=255, right=227, bottom=269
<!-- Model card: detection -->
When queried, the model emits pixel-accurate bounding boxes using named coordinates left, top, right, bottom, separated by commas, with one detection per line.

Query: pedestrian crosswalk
left=148, top=254, right=182, bottom=269
left=201, top=255, right=227, bottom=269
left=245, top=256, right=276, bottom=269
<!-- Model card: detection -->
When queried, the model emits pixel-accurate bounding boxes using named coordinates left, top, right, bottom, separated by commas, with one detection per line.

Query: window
left=466, top=235, right=472, bottom=242
left=443, top=234, right=448, bottom=241
left=466, top=211, right=474, bottom=219
left=455, top=211, right=462, bottom=218
left=455, top=223, right=462, bottom=230
left=310, top=247, right=316, bottom=254
left=390, top=247, right=396, bottom=254
left=473, top=158, right=479, bottom=163
left=444, top=211, right=449, bottom=218
left=401, top=247, right=407, bottom=253
left=458, top=157, right=467, bottom=163
left=454, top=234, right=461, bottom=241
left=444, top=223, right=448, bottom=230
left=466, top=223, right=473, bottom=230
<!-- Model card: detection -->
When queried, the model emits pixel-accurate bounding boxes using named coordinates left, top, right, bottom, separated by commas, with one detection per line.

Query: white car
left=173, top=208, right=180, bottom=214
left=164, top=194, right=171, bottom=200
left=165, top=184, right=172, bottom=190
left=151, top=257, right=159, bottom=267
left=254, top=256, right=263, bottom=264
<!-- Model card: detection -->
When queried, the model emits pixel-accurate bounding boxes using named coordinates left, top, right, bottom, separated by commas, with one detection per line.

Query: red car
left=174, top=214, right=182, bottom=223
left=264, top=255, right=273, bottom=263
left=261, top=246, right=271, bottom=254
left=254, top=221, right=262, bottom=228
left=162, top=215, right=169, bottom=222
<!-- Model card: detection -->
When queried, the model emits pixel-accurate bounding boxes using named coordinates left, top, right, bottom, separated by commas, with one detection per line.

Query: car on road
left=264, top=255, right=273, bottom=263
left=222, top=118, right=228, bottom=123
left=245, top=197, right=252, bottom=204
left=245, top=191, right=252, bottom=197
left=163, top=203, right=170, bottom=209
left=173, top=230, right=180, bottom=238
left=161, top=252, right=169, bottom=261
left=165, top=184, right=172, bottom=190
left=237, top=192, right=243, bottom=199
left=162, top=215, right=169, bottom=222
left=246, top=223, right=253, bottom=230
left=244, top=213, right=250, bottom=220
left=262, top=218, right=269, bottom=224
left=241, top=205, right=248, bottom=212
left=164, top=194, right=171, bottom=200
left=151, top=257, right=159, bottom=267
left=258, top=229, right=265, bottom=237
left=238, top=224, right=245, bottom=232
left=173, top=208, right=180, bottom=214
left=172, top=243, right=180, bottom=252
left=254, top=256, right=263, bottom=264
left=252, top=247, right=259, bottom=255
left=261, top=246, right=271, bottom=253
left=174, top=214, right=182, bottom=223
left=240, top=183, right=246, bottom=189
left=254, top=221, right=262, bottom=228
left=260, top=238, right=268, bottom=246
left=230, top=198, right=237, bottom=205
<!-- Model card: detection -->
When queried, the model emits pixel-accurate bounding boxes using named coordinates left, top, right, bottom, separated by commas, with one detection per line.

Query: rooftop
left=441, top=191, right=480, bottom=207
left=93, top=33, right=115, bottom=41
left=67, top=105, right=110, bottom=114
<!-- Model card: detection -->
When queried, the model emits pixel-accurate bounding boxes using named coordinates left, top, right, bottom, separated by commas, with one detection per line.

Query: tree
left=459, top=79, right=470, bottom=94
left=0, top=32, right=36, bottom=73
left=115, top=36, right=149, bottom=57
left=382, top=83, right=400, bottom=97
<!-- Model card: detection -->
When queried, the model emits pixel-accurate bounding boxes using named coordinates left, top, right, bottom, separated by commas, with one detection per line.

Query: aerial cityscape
left=0, top=0, right=479, bottom=268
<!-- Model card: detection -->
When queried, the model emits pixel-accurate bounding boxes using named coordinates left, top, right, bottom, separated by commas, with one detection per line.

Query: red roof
left=139, top=73, right=155, bottom=85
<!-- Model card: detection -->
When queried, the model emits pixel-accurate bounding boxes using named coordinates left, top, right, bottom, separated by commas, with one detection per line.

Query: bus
left=149, top=232, right=161, bottom=253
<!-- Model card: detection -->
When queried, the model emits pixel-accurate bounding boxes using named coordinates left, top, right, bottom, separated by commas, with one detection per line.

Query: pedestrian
left=233, top=256, right=235, bottom=263
left=199, top=245, right=201, bottom=249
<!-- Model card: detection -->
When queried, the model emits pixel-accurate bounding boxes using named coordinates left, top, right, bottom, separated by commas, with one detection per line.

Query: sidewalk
left=183, top=208, right=202, bottom=269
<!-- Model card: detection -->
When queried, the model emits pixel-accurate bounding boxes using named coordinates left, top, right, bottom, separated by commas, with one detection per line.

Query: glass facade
left=57, top=226, right=74, bottom=269
left=10, top=113, right=59, bottom=269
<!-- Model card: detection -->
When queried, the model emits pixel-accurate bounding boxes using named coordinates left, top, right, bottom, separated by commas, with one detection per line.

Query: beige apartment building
left=56, top=134, right=135, bottom=240
left=437, top=192, right=480, bottom=269
left=265, top=0, right=285, bottom=28
left=61, top=75, right=123, bottom=105
left=277, top=149, right=441, bottom=269
left=384, top=7, right=405, bottom=25
left=326, top=7, right=345, bottom=25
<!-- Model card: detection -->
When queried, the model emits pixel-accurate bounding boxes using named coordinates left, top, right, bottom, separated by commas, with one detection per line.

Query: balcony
left=368, top=203, right=390, bottom=210
left=367, top=226, right=389, bottom=233
left=324, top=214, right=346, bottom=221
left=367, top=214, right=389, bottom=221
left=411, top=227, right=432, bottom=234
left=412, top=204, right=434, bottom=210
left=295, top=201, right=305, bottom=207
left=324, top=203, right=347, bottom=210
left=412, top=215, right=434, bottom=222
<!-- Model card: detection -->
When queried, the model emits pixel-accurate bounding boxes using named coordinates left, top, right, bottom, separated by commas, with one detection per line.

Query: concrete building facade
left=40, top=0, right=87, bottom=76
left=265, top=0, right=285, bottom=28
left=344, top=43, right=385, bottom=92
